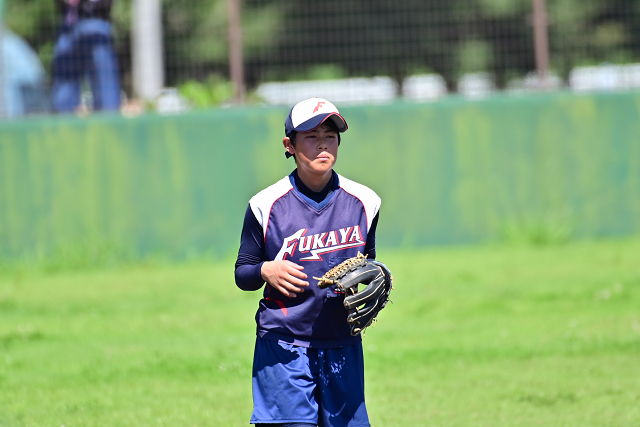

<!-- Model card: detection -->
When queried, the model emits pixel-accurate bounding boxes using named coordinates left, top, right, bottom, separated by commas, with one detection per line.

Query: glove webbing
left=314, top=252, right=368, bottom=289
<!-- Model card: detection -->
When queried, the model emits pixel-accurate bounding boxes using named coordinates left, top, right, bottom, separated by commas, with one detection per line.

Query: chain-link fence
left=2, top=0, right=640, bottom=117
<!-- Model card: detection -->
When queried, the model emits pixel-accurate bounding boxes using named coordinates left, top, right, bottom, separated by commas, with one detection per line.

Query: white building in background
left=457, top=72, right=496, bottom=99
left=251, top=63, right=640, bottom=107
left=255, top=77, right=398, bottom=106
left=569, top=63, right=640, bottom=92
left=506, top=71, right=563, bottom=94
left=401, top=74, right=448, bottom=102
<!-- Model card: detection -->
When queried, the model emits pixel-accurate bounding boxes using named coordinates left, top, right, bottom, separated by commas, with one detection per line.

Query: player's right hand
left=261, top=260, right=309, bottom=298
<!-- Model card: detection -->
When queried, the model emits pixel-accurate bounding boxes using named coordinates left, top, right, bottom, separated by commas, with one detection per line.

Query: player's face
left=288, top=123, right=339, bottom=176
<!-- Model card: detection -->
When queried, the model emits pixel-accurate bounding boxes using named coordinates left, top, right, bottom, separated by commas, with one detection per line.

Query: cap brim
left=293, top=112, right=348, bottom=134
left=324, top=113, right=348, bottom=133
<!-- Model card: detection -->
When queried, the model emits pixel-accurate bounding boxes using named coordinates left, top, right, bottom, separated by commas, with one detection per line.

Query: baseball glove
left=315, top=253, right=393, bottom=336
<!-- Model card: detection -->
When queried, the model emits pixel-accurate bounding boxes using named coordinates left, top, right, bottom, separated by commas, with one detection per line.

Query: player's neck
left=296, top=168, right=333, bottom=192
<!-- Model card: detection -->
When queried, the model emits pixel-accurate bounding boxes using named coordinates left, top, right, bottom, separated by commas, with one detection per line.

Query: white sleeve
left=248, top=176, right=294, bottom=236
left=337, top=174, right=381, bottom=232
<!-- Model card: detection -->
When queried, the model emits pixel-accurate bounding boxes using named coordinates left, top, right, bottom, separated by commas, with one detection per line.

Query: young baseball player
left=235, top=97, right=381, bottom=427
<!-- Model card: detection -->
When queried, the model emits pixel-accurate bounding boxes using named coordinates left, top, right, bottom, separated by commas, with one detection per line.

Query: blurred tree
left=246, top=0, right=534, bottom=89
left=548, top=0, right=639, bottom=76
left=4, top=0, right=640, bottom=96
left=4, top=0, right=57, bottom=72
left=4, top=0, right=281, bottom=96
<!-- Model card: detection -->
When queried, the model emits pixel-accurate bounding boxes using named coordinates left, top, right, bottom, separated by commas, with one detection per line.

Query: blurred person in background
left=52, top=0, right=120, bottom=113
left=1, top=27, right=50, bottom=117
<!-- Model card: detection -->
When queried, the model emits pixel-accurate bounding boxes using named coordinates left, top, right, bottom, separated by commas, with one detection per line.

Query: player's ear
left=283, top=137, right=295, bottom=154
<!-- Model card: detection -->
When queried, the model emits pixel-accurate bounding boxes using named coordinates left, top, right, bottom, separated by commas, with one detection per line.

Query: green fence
left=1, top=92, right=639, bottom=262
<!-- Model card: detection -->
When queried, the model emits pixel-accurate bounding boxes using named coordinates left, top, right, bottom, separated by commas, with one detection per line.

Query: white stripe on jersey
left=249, top=176, right=293, bottom=236
left=337, top=174, right=381, bottom=231
left=249, top=174, right=380, bottom=236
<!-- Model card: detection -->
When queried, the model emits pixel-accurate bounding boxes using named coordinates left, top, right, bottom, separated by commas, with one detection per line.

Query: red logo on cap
left=313, top=101, right=325, bottom=113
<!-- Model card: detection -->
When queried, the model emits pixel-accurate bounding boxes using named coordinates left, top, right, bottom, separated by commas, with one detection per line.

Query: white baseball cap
left=284, top=97, right=348, bottom=137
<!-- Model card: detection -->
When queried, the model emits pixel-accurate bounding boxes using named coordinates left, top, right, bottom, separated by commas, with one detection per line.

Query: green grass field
left=1, top=237, right=639, bottom=426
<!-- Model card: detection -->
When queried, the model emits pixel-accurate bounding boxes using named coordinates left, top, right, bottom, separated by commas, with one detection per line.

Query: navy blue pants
left=52, top=19, right=121, bottom=112
left=251, top=337, right=370, bottom=427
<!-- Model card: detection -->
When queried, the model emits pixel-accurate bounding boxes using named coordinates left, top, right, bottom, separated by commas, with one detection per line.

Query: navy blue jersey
left=235, top=171, right=381, bottom=348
